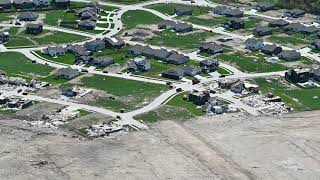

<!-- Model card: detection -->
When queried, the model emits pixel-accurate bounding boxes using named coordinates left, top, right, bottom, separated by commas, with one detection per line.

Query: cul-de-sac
left=0, top=0, right=320, bottom=179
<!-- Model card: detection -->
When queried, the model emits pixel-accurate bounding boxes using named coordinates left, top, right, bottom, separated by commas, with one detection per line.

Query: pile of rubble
left=86, top=120, right=128, bottom=137
left=0, top=96, right=33, bottom=110
left=62, top=86, right=92, bottom=98
left=242, top=94, right=290, bottom=115
left=218, top=79, right=259, bottom=95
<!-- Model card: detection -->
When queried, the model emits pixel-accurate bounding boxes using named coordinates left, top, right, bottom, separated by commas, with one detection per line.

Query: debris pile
left=86, top=120, right=127, bottom=137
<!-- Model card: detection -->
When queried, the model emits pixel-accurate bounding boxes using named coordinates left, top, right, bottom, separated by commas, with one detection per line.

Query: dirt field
left=0, top=111, right=320, bottom=180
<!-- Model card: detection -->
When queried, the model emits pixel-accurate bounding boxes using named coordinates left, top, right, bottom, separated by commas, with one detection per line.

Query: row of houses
left=0, top=0, right=70, bottom=10
left=268, top=19, right=320, bottom=35
left=161, top=59, right=219, bottom=80
left=76, top=2, right=102, bottom=30
left=128, top=45, right=190, bottom=65
left=245, top=38, right=301, bottom=61
left=158, top=20, right=193, bottom=33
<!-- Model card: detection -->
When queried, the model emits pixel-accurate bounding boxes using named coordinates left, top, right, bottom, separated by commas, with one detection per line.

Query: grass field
left=216, top=52, right=287, bottom=73
left=133, top=105, right=195, bottom=123
left=44, top=10, right=66, bottom=26
left=94, top=46, right=136, bottom=65
left=0, top=52, right=54, bottom=78
left=65, top=75, right=169, bottom=112
left=0, top=13, right=14, bottom=22
left=121, top=10, right=163, bottom=30
left=3, top=27, right=87, bottom=47
left=146, top=30, right=215, bottom=50
left=185, top=16, right=228, bottom=27
left=34, top=51, right=76, bottom=65
left=148, top=3, right=211, bottom=16
left=267, top=35, right=307, bottom=46
left=100, top=0, right=151, bottom=4
left=166, top=92, right=206, bottom=116
left=255, top=78, right=320, bottom=111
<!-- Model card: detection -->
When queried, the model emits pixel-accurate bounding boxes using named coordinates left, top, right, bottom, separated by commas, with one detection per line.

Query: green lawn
left=146, top=30, right=215, bottom=50
left=44, top=10, right=66, bottom=26
left=0, top=52, right=54, bottom=78
left=185, top=16, right=228, bottom=27
left=133, top=105, right=195, bottom=123
left=216, top=52, right=287, bottom=73
left=244, top=17, right=259, bottom=30
left=34, top=51, right=75, bottom=65
left=94, top=46, right=136, bottom=65
left=217, top=67, right=232, bottom=75
left=3, top=27, right=87, bottom=47
left=267, top=35, right=307, bottom=46
left=166, top=92, right=205, bottom=116
left=255, top=78, right=320, bottom=111
left=100, top=0, right=152, bottom=4
left=64, top=75, right=169, bottom=112
left=0, top=13, right=14, bottom=22
left=148, top=3, right=210, bottom=16
left=121, top=10, right=163, bottom=30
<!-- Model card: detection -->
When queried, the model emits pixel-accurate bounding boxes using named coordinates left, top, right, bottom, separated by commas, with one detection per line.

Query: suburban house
left=174, top=7, right=193, bottom=16
left=80, top=11, right=97, bottom=21
left=199, top=43, right=224, bottom=55
left=245, top=38, right=264, bottom=51
left=90, top=56, right=113, bottom=67
left=213, top=6, right=228, bottom=15
left=0, top=0, right=13, bottom=9
left=128, top=45, right=146, bottom=55
left=255, top=2, right=274, bottom=11
left=128, top=57, right=151, bottom=72
left=222, top=8, right=243, bottom=17
left=141, top=47, right=157, bottom=58
left=284, top=23, right=305, bottom=32
left=54, top=0, right=70, bottom=8
left=75, top=55, right=92, bottom=64
left=166, top=52, right=190, bottom=65
left=278, top=50, right=301, bottom=61
left=285, top=69, right=310, bottom=83
left=78, top=20, right=96, bottom=30
left=223, top=18, right=244, bottom=30
left=103, top=37, right=125, bottom=49
left=0, top=32, right=10, bottom=44
left=269, top=19, right=289, bottom=27
left=200, top=60, right=220, bottom=73
left=162, top=68, right=185, bottom=80
left=13, top=0, right=33, bottom=9
left=26, top=23, right=43, bottom=35
left=84, top=39, right=105, bottom=52
left=301, top=25, right=319, bottom=34
left=55, top=67, right=79, bottom=79
left=17, top=12, right=39, bottom=21
left=42, top=46, right=66, bottom=57
left=309, top=40, right=320, bottom=50
left=261, top=44, right=282, bottom=55
left=32, top=0, right=50, bottom=6
left=284, top=9, right=305, bottom=18
left=158, top=20, right=192, bottom=33
left=253, top=26, right=273, bottom=36
left=76, top=7, right=99, bottom=16
left=183, top=65, right=201, bottom=77
left=154, top=49, right=172, bottom=61
left=66, top=44, right=90, bottom=56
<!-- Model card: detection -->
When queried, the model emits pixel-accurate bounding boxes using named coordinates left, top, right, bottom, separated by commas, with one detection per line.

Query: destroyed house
left=255, top=2, right=274, bottom=11
left=26, top=23, right=43, bottom=35
left=84, top=39, right=105, bottom=52
left=199, top=43, right=223, bottom=55
left=284, top=9, right=305, bottom=18
left=268, top=19, right=289, bottom=27
left=188, top=91, right=210, bottom=106
left=278, top=50, right=301, bottom=61
left=200, top=60, right=219, bottom=73
left=223, top=18, right=244, bottom=30
left=253, top=26, right=273, bottom=36
left=285, top=69, right=310, bottom=83
left=261, top=44, right=282, bottom=55
left=17, top=12, right=39, bottom=21
left=183, top=65, right=201, bottom=77
left=175, top=7, right=193, bottom=16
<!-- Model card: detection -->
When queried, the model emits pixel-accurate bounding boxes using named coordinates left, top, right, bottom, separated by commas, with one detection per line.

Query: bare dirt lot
left=0, top=111, right=320, bottom=180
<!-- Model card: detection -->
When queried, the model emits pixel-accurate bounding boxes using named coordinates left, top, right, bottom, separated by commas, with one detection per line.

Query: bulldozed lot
left=0, top=111, right=320, bottom=179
